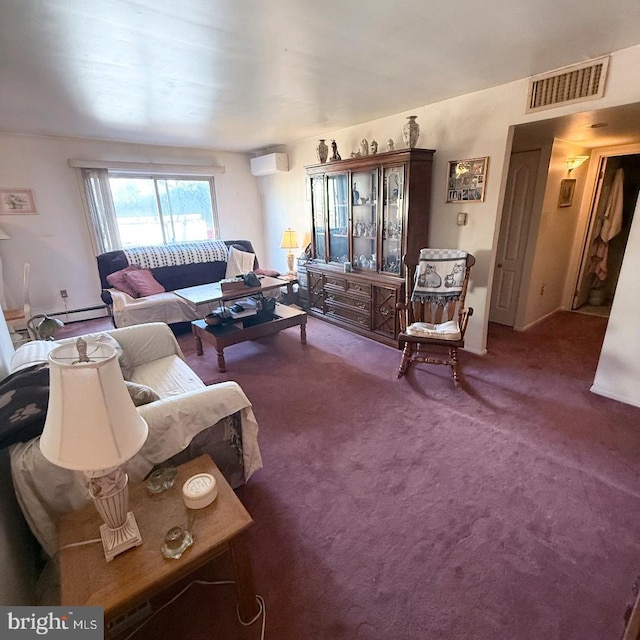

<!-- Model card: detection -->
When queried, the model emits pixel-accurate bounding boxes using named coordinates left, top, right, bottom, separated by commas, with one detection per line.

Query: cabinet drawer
left=346, top=280, right=371, bottom=296
left=324, top=275, right=347, bottom=290
left=325, top=303, right=370, bottom=328
left=325, top=291, right=370, bottom=311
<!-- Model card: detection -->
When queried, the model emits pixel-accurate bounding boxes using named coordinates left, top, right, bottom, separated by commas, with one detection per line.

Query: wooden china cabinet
left=303, top=148, right=435, bottom=346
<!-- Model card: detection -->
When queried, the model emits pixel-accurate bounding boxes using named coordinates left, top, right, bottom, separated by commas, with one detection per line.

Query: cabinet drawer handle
left=357, top=302, right=367, bottom=309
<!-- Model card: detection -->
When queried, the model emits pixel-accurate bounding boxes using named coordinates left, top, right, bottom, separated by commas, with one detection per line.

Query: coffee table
left=58, top=455, right=259, bottom=639
left=192, top=302, right=307, bottom=372
left=174, top=275, right=296, bottom=308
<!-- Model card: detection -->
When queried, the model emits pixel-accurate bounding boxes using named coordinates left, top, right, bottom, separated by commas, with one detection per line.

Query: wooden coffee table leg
left=216, top=348, right=226, bottom=372
left=194, top=328, right=204, bottom=356
left=300, top=321, right=307, bottom=345
left=229, top=534, right=260, bottom=623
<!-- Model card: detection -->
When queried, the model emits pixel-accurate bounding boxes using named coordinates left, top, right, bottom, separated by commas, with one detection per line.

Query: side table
left=59, top=455, right=259, bottom=638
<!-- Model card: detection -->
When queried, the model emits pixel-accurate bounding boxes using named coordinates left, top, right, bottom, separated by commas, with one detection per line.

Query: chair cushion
left=130, top=354, right=205, bottom=397
left=106, top=264, right=142, bottom=297
left=123, top=268, right=166, bottom=297
left=405, top=319, right=462, bottom=340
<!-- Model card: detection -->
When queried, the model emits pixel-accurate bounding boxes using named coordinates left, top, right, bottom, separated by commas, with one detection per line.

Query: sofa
left=97, top=239, right=279, bottom=328
left=1, top=321, right=262, bottom=604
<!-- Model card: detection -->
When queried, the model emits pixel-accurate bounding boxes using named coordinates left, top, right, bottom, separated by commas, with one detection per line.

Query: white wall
left=0, top=134, right=264, bottom=318
left=591, top=193, right=640, bottom=407
left=260, top=44, right=640, bottom=358
left=520, top=139, right=591, bottom=328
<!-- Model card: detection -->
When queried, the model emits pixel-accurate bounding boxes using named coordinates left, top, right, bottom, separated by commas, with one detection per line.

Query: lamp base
left=286, top=251, right=295, bottom=275
left=99, top=511, right=142, bottom=562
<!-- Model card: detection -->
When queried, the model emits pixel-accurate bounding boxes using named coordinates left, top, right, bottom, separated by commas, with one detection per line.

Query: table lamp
left=40, top=338, right=148, bottom=562
left=280, top=228, right=299, bottom=275
left=27, top=314, right=64, bottom=340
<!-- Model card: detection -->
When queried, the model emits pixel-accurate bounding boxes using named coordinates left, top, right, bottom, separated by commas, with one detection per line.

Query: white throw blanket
left=225, top=245, right=256, bottom=278
left=124, top=240, right=229, bottom=269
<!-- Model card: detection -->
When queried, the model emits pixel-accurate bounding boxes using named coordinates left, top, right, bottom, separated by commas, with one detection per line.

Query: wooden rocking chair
left=396, top=251, right=475, bottom=388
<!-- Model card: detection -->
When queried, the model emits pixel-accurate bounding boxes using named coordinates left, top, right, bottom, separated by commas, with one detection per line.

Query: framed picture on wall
left=558, top=179, right=576, bottom=208
left=0, top=188, right=37, bottom=214
left=446, top=157, right=488, bottom=203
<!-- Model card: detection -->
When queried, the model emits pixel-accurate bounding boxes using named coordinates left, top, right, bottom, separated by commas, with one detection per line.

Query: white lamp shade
left=40, top=341, right=148, bottom=471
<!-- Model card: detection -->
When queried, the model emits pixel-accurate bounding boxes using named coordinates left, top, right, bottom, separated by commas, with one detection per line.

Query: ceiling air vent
left=526, top=56, right=609, bottom=113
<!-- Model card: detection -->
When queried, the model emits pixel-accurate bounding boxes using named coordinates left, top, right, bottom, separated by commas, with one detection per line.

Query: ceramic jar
left=402, top=115, right=420, bottom=148
left=317, top=139, right=329, bottom=163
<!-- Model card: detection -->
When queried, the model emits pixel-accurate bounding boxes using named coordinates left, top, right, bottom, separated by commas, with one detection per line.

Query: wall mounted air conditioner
left=250, top=153, right=289, bottom=176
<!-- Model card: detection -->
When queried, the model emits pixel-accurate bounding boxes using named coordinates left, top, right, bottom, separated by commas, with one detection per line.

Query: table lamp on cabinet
left=280, top=228, right=299, bottom=275
left=40, top=338, right=148, bottom=562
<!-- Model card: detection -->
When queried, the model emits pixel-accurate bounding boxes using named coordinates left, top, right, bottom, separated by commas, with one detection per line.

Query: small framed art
left=558, top=179, right=576, bottom=208
left=446, top=157, right=488, bottom=203
left=0, top=188, right=37, bottom=214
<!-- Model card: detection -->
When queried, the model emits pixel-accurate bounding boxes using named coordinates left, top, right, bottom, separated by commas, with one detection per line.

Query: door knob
left=497, top=263, right=503, bottom=268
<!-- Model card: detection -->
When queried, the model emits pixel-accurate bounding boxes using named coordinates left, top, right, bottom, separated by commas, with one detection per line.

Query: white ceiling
left=2, top=0, right=640, bottom=152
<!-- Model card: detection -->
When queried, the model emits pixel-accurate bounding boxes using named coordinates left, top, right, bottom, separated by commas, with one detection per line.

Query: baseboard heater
left=49, top=305, right=109, bottom=323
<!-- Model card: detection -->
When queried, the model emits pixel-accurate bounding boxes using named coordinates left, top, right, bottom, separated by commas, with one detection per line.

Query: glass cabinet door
left=351, top=169, right=378, bottom=271
left=310, top=176, right=326, bottom=261
left=382, top=166, right=404, bottom=274
left=327, top=173, right=349, bottom=263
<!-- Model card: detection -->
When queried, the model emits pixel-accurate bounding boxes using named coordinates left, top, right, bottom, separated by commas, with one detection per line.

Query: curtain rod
left=68, top=159, right=225, bottom=175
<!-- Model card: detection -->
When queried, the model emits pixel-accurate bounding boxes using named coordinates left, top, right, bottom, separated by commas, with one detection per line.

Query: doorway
left=489, top=150, right=540, bottom=326
left=572, top=153, right=640, bottom=318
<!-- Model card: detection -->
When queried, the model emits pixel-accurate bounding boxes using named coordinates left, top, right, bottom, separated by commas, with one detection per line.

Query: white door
left=490, top=150, right=540, bottom=326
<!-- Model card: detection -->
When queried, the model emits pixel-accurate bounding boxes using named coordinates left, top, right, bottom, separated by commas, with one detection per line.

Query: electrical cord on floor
left=121, top=580, right=266, bottom=640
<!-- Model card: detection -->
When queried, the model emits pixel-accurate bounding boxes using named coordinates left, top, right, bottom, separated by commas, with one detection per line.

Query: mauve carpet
left=76, top=311, right=640, bottom=640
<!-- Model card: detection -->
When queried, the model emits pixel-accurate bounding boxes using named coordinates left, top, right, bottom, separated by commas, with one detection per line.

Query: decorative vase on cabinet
left=317, top=139, right=329, bottom=163
left=402, top=116, right=420, bottom=149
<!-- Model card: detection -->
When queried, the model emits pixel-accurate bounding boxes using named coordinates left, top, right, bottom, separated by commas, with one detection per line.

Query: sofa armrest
left=100, top=289, right=114, bottom=307
left=109, top=289, right=134, bottom=312
left=132, top=381, right=262, bottom=484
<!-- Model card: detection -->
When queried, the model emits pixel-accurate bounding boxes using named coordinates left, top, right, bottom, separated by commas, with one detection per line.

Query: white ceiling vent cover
left=250, top=153, right=289, bottom=176
left=526, top=56, right=609, bottom=113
